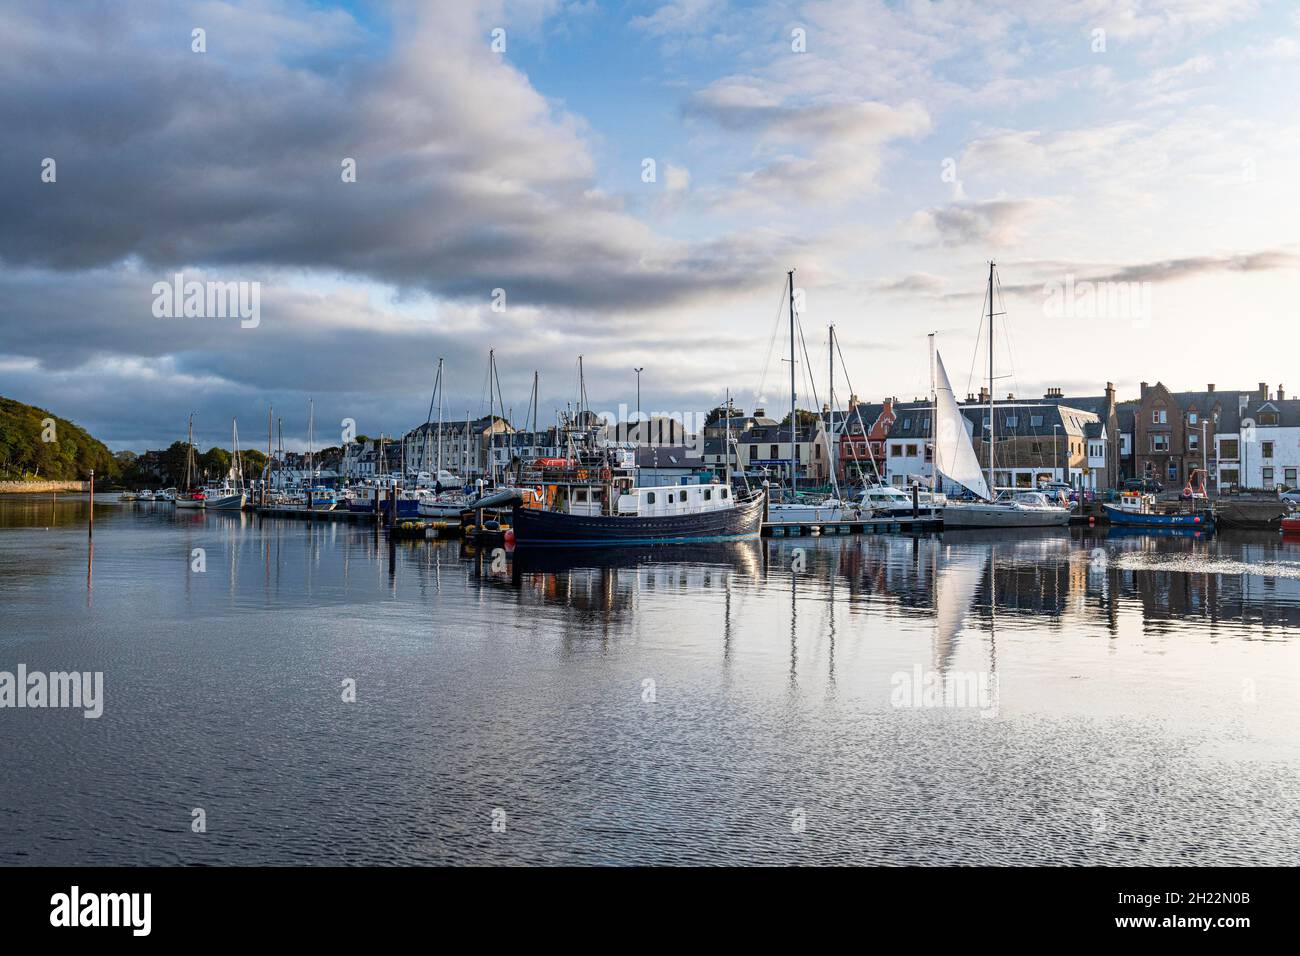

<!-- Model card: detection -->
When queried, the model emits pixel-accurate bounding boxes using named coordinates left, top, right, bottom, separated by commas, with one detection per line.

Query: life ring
left=600, top=467, right=611, bottom=481
left=1183, top=483, right=1193, bottom=497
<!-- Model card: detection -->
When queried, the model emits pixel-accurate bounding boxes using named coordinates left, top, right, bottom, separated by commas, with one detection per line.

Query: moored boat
left=932, top=266, right=1070, bottom=531
left=512, top=481, right=765, bottom=547
left=1102, top=492, right=1215, bottom=529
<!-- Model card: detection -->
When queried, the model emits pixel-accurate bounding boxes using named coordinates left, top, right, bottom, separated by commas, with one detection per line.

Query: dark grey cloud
left=0, top=0, right=802, bottom=447
left=0, top=1, right=773, bottom=313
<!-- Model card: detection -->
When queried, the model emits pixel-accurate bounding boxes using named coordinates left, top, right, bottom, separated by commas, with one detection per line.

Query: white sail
left=933, top=351, right=992, bottom=501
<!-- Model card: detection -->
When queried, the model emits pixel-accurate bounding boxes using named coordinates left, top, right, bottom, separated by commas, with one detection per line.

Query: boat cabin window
left=646, top=492, right=656, bottom=504
left=575, top=488, right=587, bottom=502
left=720, top=488, right=729, bottom=499
left=704, top=489, right=712, bottom=501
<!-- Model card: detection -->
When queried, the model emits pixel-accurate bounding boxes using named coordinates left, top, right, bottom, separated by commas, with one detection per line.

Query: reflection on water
left=1, top=495, right=1298, bottom=865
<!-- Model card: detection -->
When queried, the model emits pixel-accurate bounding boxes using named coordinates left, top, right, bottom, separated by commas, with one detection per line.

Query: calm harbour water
left=1, top=494, right=1298, bottom=866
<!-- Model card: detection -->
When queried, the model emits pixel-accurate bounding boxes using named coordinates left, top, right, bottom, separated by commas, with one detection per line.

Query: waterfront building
left=1213, top=387, right=1300, bottom=491
left=734, top=419, right=833, bottom=483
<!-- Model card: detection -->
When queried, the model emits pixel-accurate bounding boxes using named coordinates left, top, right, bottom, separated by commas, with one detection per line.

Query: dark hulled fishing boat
left=508, top=452, right=764, bottom=548
left=512, top=485, right=765, bottom=547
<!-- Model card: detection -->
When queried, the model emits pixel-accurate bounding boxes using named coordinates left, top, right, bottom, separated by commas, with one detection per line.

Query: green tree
left=200, top=447, right=231, bottom=481
left=779, top=408, right=820, bottom=430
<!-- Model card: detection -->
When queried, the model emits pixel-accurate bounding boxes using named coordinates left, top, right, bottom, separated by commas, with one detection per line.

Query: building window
left=1262, top=441, right=1274, bottom=459
left=1030, top=415, right=1043, bottom=427
left=906, top=444, right=918, bottom=456
left=1153, top=408, right=1167, bottom=424
left=1188, top=412, right=1198, bottom=425
left=1263, top=467, right=1275, bottom=485
left=1188, top=433, right=1199, bottom=451
left=1151, top=434, right=1169, bottom=452
left=890, top=445, right=902, bottom=457
left=1168, top=462, right=1178, bottom=480
left=770, top=444, right=779, bottom=459
left=1005, top=415, right=1018, bottom=428
left=903, top=419, right=912, bottom=431
left=1259, top=412, right=1279, bottom=425
left=1285, top=468, right=1297, bottom=486
left=1220, top=439, right=1239, bottom=459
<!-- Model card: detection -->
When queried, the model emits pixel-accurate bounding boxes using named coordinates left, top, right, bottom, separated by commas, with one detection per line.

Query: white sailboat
left=938, top=264, right=1069, bottom=530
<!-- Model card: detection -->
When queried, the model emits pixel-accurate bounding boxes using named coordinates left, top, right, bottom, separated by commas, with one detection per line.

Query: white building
left=1214, top=395, right=1300, bottom=491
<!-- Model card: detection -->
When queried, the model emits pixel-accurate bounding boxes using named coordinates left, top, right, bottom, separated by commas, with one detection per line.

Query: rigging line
left=755, top=278, right=789, bottom=404
left=425, top=360, right=442, bottom=424
left=994, top=270, right=1023, bottom=406
left=832, top=331, right=885, bottom=485
left=794, top=308, right=840, bottom=497
left=966, top=275, right=990, bottom=399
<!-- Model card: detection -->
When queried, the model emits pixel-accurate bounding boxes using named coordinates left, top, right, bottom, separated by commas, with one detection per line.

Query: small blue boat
left=1103, top=493, right=1215, bottom=530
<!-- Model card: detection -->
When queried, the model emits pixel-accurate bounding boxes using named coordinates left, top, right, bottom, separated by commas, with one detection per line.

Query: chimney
left=1207, top=383, right=1215, bottom=393
left=1259, top=382, right=1269, bottom=401
left=1140, top=381, right=1149, bottom=398
left=1280, top=384, right=1286, bottom=401
left=1006, top=393, right=1015, bottom=401
left=1105, top=382, right=1116, bottom=407
left=753, top=406, right=765, bottom=418
left=848, top=393, right=859, bottom=412
left=978, top=386, right=990, bottom=404
left=966, top=393, right=976, bottom=403
left=822, top=402, right=830, bottom=414
left=1044, top=387, right=1063, bottom=399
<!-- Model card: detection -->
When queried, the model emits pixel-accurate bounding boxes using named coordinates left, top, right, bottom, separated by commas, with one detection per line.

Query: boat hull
left=1102, top=504, right=1215, bottom=529
left=175, top=498, right=205, bottom=509
left=943, top=503, right=1071, bottom=528
left=206, top=493, right=246, bottom=511
left=512, top=493, right=765, bottom=547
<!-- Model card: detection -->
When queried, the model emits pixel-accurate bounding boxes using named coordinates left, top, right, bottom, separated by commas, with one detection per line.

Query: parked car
left=1280, top=488, right=1300, bottom=508
left=1122, top=478, right=1164, bottom=494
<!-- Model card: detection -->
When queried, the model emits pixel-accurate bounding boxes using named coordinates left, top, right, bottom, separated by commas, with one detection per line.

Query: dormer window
left=1188, top=412, right=1198, bottom=425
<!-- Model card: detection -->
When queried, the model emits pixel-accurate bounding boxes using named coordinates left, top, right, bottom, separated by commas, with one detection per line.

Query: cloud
left=687, top=92, right=931, bottom=203
left=981, top=249, right=1300, bottom=297
left=0, top=0, right=771, bottom=314
left=905, top=198, right=1055, bottom=248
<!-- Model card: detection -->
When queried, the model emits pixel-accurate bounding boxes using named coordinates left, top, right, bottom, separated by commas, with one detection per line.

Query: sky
left=2, top=0, right=1298, bottom=451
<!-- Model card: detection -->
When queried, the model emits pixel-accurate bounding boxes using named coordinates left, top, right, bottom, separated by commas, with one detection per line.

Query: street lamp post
left=1053, top=424, right=1060, bottom=483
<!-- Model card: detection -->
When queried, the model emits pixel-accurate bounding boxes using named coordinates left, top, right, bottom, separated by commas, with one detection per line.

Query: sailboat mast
left=488, top=350, right=496, bottom=484
left=929, top=332, right=937, bottom=494
left=987, top=261, right=996, bottom=497
left=184, top=413, right=194, bottom=489
left=436, top=357, right=444, bottom=477
left=725, top=387, right=732, bottom=486
left=307, top=398, right=314, bottom=481
left=788, top=268, right=797, bottom=496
